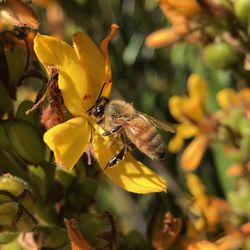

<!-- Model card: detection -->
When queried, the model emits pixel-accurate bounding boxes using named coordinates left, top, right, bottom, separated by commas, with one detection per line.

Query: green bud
left=5, top=46, right=26, bottom=85
left=79, top=213, right=107, bottom=244
left=234, top=0, right=250, bottom=27
left=55, top=169, right=74, bottom=188
left=0, top=175, right=35, bottom=209
left=221, top=108, right=245, bottom=132
left=3, top=119, right=45, bottom=165
left=0, top=175, right=37, bottom=232
left=67, top=178, right=98, bottom=210
left=42, top=228, right=68, bottom=248
left=0, top=232, right=18, bottom=244
left=228, top=178, right=250, bottom=216
left=0, top=122, right=12, bottom=149
left=16, top=100, right=40, bottom=128
left=203, top=42, right=237, bottom=69
left=0, top=84, right=12, bottom=114
left=0, top=202, right=18, bottom=226
left=239, top=136, right=250, bottom=156
left=120, top=231, right=150, bottom=250
left=238, top=116, right=250, bottom=136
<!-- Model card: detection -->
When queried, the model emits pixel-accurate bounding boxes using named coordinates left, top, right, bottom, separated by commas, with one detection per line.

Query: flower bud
left=41, top=228, right=68, bottom=248
left=0, top=84, right=13, bottom=114
left=239, top=136, right=250, bottom=156
left=234, top=0, right=250, bottom=27
left=228, top=178, right=250, bottom=216
left=0, top=122, right=12, bottom=149
left=0, top=231, right=18, bottom=244
left=16, top=100, right=40, bottom=128
left=0, top=175, right=37, bottom=232
left=221, top=108, right=245, bottom=132
left=203, top=42, right=237, bottom=69
left=5, top=46, right=26, bottom=85
left=239, top=117, right=250, bottom=136
left=3, top=119, right=45, bottom=165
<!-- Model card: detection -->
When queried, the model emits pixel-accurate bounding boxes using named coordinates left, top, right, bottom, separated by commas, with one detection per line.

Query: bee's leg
left=97, top=118, right=105, bottom=125
left=102, top=125, right=123, bottom=136
left=104, top=146, right=127, bottom=170
left=104, top=139, right=135, bottom=170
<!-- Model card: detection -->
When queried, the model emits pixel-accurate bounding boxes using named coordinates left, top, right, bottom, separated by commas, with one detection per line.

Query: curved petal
left=161, top=0, right=201, bottom=17
left=44, top=117, right=91, bottom=170
left=72, top=31, right=105, bottom=101
left=178, top=123, right=198, bottom=138
left=146, top=28, right=180, bottom=48
left=182, top=98, right=205, bottom=121
left=34, top=34, right=94, bottom=116
left=181, top=134, right=209, bottom=171
left=168, top=122, right=198, bottom=153
left=238, top=88, right=250, bottom=102
left=100, top=23, right=119, bottom=97
left=168, top=134, right=184, bottom=153
left=92, top=135, right=167, bottom=193
left=188, top=74, right=208, bottom=103
left=168, top=95, right=189, bottom=121
left=216, top=88, right=237, bottom=110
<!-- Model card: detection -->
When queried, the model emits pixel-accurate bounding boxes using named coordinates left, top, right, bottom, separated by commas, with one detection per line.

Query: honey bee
left=88, top=85, right=175, bottom=169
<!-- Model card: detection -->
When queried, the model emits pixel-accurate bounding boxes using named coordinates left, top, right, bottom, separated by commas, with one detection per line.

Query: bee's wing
left=138, top=113, right=175, bottom=133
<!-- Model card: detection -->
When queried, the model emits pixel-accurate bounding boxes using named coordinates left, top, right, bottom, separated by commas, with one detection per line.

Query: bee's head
left=88, top=96, right=110, bottom=118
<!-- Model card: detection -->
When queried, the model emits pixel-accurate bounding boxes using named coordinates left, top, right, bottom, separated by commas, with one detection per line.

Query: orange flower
left=146, top=0, right=201, bottom=48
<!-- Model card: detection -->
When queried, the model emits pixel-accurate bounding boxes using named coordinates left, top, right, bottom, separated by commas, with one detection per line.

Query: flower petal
left=44, top=117, right=91, bottom=170
left=182, top=98, right=205, bottom=121
left=238, top=88, right=250, bottom=102
left=92, top=135, right=167, bottom=193
left=100, top=23, right=119, bottom=97
left=146, top=28, right=180, bottom=48
left=160, top=0, right=201, bottom=17
left=168, top=134, right=184, bottom=152
left=216, top=88, right=237, bottom=110
left=72, top=31, right=105, bottom=100
left=178, top=123, right=198, bottom=138
left=34, top=34, right=93, bottom=116
left=188, top=74, right=208, bottom=102
left=168, top=123, right=197, bottom=152
left=168, top=95, right=189, bottom=121
left=181, top=134, right=209, bottom=171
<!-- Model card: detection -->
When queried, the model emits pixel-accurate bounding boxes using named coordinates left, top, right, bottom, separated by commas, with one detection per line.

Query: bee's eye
left=93, top=106, right=104, bottom=117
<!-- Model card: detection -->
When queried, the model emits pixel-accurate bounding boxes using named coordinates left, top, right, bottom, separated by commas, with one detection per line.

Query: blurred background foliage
left=1, top=0, right=250, bottom=249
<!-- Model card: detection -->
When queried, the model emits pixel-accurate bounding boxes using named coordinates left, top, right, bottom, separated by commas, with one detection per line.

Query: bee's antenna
left=86, top=81, right=107, bottom=113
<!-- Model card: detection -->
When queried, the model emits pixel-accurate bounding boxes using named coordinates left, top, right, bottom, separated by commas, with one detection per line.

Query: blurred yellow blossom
left=168, top=74, right=217, bottom=171
left=146, top=0, right=201, bottom=47
left=217, top=87, right=250, bottom=119
left=33, top=24, right=167, bottom=193
left=186, top=173, right=229, bottom=232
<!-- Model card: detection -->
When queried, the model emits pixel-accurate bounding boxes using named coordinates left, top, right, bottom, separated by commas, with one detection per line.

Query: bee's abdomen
left=134, top=125, right=166, bottom=160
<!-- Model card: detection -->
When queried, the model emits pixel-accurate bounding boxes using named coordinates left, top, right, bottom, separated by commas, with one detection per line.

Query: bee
left=88, top=84, right=175, bottom=169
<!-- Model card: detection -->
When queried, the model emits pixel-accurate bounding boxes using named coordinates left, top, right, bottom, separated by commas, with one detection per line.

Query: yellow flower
left=186, top=174, right=229, bottom=232
left=33, top=24, right=167, bottom=193
left=168, top=74, right=216, bottom=171
left=217, top=87, right=250, bottom=119
left=146, top=0, right=201, bottom=48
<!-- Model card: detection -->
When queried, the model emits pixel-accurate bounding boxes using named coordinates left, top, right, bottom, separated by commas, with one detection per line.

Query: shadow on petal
left=93, top=135, right=167, bottom=193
